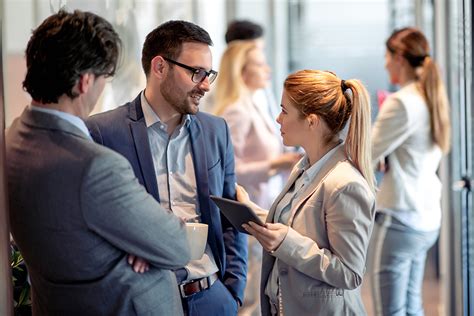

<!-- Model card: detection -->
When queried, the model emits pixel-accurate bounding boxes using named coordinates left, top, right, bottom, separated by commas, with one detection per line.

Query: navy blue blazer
left=86, top=94, right=247, bottom=303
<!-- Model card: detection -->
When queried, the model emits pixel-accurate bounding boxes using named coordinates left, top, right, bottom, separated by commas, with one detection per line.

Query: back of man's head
left=141, top=20, right=213, bottom=77
left=23, top=10, right=121, bottom=104
left=225, top=20, right=264, bottom=44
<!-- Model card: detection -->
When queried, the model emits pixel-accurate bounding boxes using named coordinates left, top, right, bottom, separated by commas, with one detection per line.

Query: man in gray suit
left=6, top=10, right=190, bottom=315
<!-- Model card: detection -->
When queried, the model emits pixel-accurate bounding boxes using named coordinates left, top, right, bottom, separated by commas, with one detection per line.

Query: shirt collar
left=297, top=141, right=344, bottom=184
left=29, top=104, right=92, bottom=139
left=140, top=91, right=191, bottom=130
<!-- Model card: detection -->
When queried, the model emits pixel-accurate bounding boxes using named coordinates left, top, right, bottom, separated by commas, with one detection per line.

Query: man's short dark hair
left=22, top=10, right=121, bottom=104
left=141, top=20, right=213, bottom=77
left=225, top=20, right=264, bottom=44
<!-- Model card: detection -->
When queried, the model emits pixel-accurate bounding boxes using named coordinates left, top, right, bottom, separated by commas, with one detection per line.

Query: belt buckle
left=179, top=276, right=211, bottom=298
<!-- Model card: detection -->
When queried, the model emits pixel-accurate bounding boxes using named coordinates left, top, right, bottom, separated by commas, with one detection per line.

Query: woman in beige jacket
left=239, top=70, right=376, bottom=315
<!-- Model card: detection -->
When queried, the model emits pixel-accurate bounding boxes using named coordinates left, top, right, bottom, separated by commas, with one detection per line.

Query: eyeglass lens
left=193, top=70, right=217, bottom=84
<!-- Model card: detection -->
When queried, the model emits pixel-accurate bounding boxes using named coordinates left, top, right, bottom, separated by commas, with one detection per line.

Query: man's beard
left=160, top=74, right=204, bottom=115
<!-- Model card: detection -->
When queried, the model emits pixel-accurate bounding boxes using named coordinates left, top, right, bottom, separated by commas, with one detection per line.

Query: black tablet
left=210, top=195, right=265, bottom=234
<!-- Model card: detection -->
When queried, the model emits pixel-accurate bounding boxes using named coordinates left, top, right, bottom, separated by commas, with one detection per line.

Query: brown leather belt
left=179, top=272, right=218, bottom=298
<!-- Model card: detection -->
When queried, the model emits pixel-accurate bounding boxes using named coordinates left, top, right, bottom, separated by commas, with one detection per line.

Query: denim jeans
left=370, top=213, right=439, bottom=316
left=183, top=278, right=239, bottom=316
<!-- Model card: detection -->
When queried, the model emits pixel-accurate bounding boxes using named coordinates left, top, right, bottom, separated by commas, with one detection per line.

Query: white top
left=371, top=82, right=442, bottom=231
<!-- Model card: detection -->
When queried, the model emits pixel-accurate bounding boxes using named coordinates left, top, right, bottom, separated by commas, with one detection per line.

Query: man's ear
left=77, top=73, right=94, bottom=94
left=151, top=56, right=166, bottom=79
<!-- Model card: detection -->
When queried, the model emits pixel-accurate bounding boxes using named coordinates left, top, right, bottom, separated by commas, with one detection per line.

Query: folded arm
left=81, top=150, right=190, bottom=269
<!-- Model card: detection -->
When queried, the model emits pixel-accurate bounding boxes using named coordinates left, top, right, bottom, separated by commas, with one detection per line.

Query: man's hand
left=127, top=255, right=150, bottom=273
left=242, top=222, right=288, bottom=253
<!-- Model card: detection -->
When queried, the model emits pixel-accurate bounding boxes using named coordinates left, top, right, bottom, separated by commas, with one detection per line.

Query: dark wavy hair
left=141, top=20, right=213, bottom=77
left=23, top=10, right=121, bottom=104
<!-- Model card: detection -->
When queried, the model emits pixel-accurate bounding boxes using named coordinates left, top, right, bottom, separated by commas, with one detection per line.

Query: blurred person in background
left=225, top=20, right=264, bottom=46
left=214, top=41, right=300, bottom=208
left=239, top=69, right=376, bottom=315
left=224, top=20, right=280, bottom=126
left=370, top=27, right=451, bottom=316
left=213, top=41, right=300, bottom=316
left=201, top=20, right=278, bottom=122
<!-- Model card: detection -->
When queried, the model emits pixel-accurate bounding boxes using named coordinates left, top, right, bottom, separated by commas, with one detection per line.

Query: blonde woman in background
left=213, top=41, right=300, bottom=315
left=370, top=27, right=451, bottom=315
left=239, top=70, right=376, bottom=315
left=213, top=41, right=300, bottom=207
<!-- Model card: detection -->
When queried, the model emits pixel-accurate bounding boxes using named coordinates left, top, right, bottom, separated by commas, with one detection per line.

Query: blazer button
left=280, top=269, right=288, bottom=276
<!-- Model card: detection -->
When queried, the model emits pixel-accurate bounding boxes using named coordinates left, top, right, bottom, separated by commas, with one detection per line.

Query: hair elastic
left=341, top=80, right=348, bottom=92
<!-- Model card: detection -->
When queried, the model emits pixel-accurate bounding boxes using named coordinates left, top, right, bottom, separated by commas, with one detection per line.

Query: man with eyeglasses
left=86, top=20, right=247, bottom=315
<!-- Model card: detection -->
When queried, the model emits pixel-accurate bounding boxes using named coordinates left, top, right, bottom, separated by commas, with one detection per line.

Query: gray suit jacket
left=6, top=108, right=190, bottom=315
left=260, top=147, right=375, bottom=315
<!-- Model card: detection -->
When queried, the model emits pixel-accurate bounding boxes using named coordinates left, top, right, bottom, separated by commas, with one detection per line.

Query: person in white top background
left=370, top=27, right=451, bottom=316
left=212, top=40, right=300, bottom=316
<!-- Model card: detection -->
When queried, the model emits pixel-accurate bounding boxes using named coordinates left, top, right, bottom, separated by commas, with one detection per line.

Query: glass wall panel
left=3, top=0, right=227, bottom=125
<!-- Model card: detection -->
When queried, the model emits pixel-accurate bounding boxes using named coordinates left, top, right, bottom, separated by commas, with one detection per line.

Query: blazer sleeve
left=273, top=181, right=374, bottom=290
left=222, top=104, right=272, bottom=184
left=220, top=120, right=248, bottom=304
left=371, top=97, right=412, bottom=163
left=80, top=150, right=190, bottom=269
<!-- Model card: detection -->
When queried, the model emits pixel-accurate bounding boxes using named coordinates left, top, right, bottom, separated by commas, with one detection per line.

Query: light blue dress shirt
left=140, top=92, right=218, bottom=281
left=29, top=105, right=92, bottom=140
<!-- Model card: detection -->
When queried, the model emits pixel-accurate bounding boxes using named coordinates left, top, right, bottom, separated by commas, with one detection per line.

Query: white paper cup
left=185, top=223, right=208, bottom=260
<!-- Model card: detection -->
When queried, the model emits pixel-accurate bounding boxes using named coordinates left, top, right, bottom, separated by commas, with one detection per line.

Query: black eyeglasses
left=163, top=57, right=218, bottom=84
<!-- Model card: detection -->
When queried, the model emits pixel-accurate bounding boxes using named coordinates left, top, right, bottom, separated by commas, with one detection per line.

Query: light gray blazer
left=260, top=147, right=375, bottom=315
left=6, top=108, right=190, bottom=315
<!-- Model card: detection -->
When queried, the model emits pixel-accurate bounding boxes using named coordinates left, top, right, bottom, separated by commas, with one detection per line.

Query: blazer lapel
left=188, top=117, right=212, bottom=227
left=266, top=163, right=303, bottom=223
left=128, top=97, right=160, bottom=201
left=288, top=147, right=348, bottom=224
left=188, top=117, right=222, bottom=269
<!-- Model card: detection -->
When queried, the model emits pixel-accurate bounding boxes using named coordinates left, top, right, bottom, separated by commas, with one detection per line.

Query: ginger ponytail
left=284, top=70, right=375, bottom=193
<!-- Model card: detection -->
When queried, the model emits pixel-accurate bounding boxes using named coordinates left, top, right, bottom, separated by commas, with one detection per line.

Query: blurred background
left=1, top=1, right=473, bottom=315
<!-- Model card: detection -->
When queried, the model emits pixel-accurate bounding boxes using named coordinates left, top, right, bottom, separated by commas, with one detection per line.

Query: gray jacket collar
left=21, top=107, right=90, bottom=140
